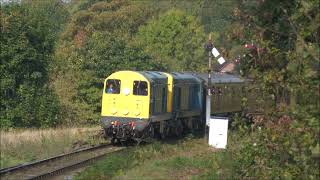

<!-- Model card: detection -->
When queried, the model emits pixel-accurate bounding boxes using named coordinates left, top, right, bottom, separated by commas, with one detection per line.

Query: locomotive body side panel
left=210, top=83, right=244, bottom=114
left=163, top=72, right=173, bottom=113
left=190, top=72, right=246, bottom=115
left=171, top=72, right=203, bottom=118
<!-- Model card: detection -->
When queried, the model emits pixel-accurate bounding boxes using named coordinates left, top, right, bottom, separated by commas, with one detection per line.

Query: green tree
left=222, top=0, right=319, bottom=178
left=135, top=9, right=206, bottom=71
left=200, top=0, right=237, bottom=33
left=0, top=1, right=68, bottom=128
left=52, top=0, right=160, bottom=124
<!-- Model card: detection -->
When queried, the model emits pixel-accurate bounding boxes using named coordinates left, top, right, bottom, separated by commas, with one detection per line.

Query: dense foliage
left=222, top=0, right=319, bottom=178
left=135, top=9, right=206, bottom=71
left=1, top=0, right=68, bottom=128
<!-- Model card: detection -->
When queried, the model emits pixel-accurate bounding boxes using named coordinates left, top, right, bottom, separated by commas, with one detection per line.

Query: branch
left=280, top=6, right=319, bottom=61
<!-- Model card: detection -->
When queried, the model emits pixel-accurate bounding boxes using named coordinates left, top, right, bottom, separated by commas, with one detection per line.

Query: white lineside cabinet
left=208, top=117, right=229, bottom=149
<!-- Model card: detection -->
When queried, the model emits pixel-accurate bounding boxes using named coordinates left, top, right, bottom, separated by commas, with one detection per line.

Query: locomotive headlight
left=111, top=108, right=117, bottom=114
left=123, top=88, right=130, bottom=96
left=135, top=111, right=140, bottom=116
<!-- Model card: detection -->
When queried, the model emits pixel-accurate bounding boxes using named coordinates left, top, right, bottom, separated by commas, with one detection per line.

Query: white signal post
left=204, top=34, right=226, bottom=140
left=205, top=34, right=213, bottom=131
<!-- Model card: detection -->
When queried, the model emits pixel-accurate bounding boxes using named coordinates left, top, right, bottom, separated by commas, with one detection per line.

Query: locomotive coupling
left=101, top=117, right=149, bottom=139
left=111, top=121, right=135, bottom=139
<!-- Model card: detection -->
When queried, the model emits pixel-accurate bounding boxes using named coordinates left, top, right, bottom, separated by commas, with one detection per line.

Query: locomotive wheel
left=111, top=138, right=119, bottom=145
left=148, top=125, right=155, bottom=138
left=193, top=119, right=199, bottom=130
left=174, top=120, right=184, bottom=137
left=174, top=125, right=183, bottom=137
left=160, top=131, right=166, bottom=139
left=103, top=129, right=108, bottom=139
left=160, top=127, right=168, bottom=139
left=135, top=138, right=142, bottom=146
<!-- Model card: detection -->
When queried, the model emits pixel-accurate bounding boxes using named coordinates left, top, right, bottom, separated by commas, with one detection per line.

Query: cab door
left=133, top=81, right=148, bottom=118
left=103, top=79, right=121, bottom=116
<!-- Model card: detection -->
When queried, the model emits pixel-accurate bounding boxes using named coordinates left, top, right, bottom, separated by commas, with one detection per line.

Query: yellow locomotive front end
left=101, top=71, right=150, bottom=119
left=101, top=71, right=152, bottom=142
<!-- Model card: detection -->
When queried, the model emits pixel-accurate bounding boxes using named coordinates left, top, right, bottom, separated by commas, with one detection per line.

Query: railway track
left=0, top=144, right=125, bottom=180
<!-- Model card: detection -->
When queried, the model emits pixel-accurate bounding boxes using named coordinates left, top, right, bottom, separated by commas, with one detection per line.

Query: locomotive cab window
left=133, top=81, right=148, bottom=96
left=106, top=79, right=120, bottom=94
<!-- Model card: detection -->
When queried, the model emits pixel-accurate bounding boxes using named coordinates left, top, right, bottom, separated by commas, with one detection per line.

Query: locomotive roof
left=110, top=71, right=245, bottom=85
left=189, top=72, right=246, bottom=84
left=170, top=72, right=202, bottom=83
left=138, top=71, right=167, bottom=84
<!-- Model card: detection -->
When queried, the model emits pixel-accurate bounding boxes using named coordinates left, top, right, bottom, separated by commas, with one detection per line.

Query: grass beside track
left=0, top=127, right=105, bottom=169
left=76, top=135, right=235, bottom=180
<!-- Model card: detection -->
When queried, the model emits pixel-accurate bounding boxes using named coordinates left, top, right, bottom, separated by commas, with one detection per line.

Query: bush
left=229, top=110, right=319, bottom=179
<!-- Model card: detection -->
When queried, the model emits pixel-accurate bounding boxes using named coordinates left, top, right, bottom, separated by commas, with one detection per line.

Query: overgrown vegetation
left=230, top=113, right=319, bottom=179
left=220, top=0, right=320, bottom=178
left=134, top=9, right=206, bottom=71
left=1, top=0, right=68, bottom=128
left=76, top=136, right=234, bottom=179
left=0, top=127, right=104, bottom=168
left=77, top=115, right=319, bottom=179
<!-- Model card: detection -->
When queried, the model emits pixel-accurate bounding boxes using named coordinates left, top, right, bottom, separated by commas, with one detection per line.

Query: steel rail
left=0, top=144, right=109, bottom=174
left=29, top=150, right=123, bottom=180
left=0, top=143, right=125, bottom=179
